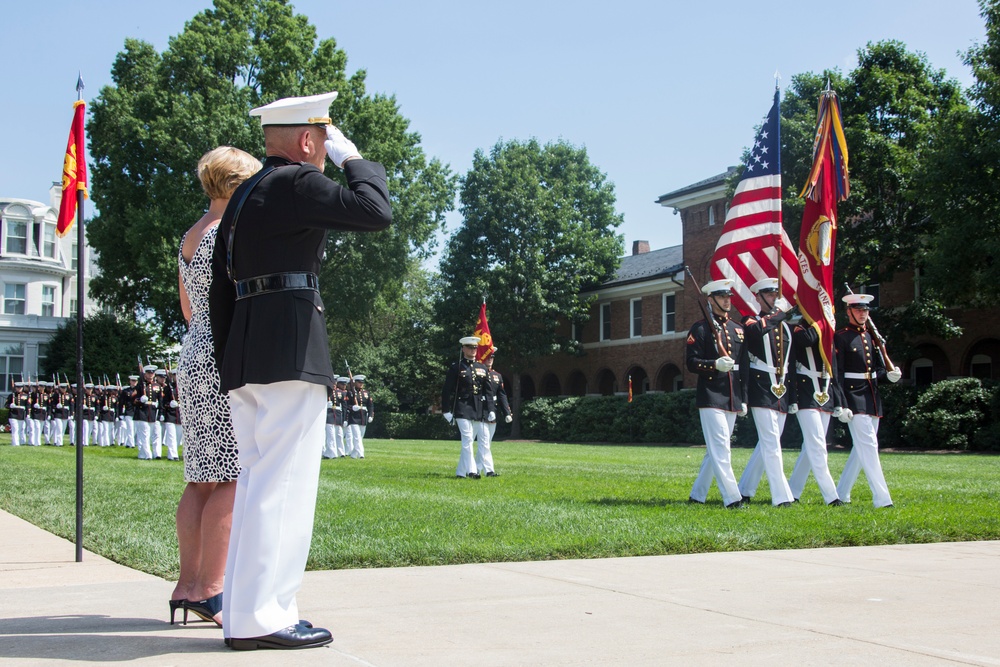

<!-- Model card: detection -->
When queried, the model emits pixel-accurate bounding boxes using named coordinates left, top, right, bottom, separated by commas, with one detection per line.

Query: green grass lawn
left=1, top=434, right=998, bottom=581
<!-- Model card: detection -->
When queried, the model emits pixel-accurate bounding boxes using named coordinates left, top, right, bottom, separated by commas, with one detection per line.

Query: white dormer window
left=4, top=220, right=28, bottom=255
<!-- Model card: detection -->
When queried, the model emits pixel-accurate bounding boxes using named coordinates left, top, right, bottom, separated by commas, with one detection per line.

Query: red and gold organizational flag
left=57, top=100, right=88, bottom=237
left=473, top=301, right=493, bottom=363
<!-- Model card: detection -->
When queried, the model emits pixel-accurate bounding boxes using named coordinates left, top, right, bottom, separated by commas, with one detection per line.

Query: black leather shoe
left=741, top=495, right=752, bottom=504
left=485, top=471, right=499, bottom=477
left=776, top=501, right=793, bottom=508
left=828, top=499, right=844, bottom=506
left=468, top=472, right=482, bottom=479
left=688, top=497, right=705, bottom=504
left=229, top=624, right=332, bottom=650
left=725, top=500, right=745, bottom=509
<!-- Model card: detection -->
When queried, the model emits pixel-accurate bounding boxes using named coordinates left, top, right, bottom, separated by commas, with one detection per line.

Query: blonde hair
left=197, top=146, right=262, bottom=200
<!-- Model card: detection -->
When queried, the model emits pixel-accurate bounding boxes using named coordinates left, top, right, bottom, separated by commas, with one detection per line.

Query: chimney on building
left=632, top=240, right=650, bottom=256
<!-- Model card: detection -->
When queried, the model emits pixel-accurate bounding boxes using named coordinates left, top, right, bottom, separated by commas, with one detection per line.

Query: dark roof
left=594, top=244, right=684, bottom=290
left=655, top=166, right=738, bottom=205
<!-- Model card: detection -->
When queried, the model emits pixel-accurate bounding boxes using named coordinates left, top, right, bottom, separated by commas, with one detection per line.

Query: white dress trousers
left=837, top=414, right=893, bottom=507
left=224, top=381, right=327, bottom=639
left=738, top=408, right=794, bottom=505
left=343, top=422, right=355, bottom=457
left=455, top=418, right=478, bottom=477
left=690, top=409, right=742, bottom=506
left=9, top=419, right=24, bottom=446
left=50, top=418, right=66, bottom=447
left=349, top=423, right=366, bottom=458
left=475, top=421, right=495, bottom=474
left=788, top=409, right=840, bottom=503
left=30, top=419, right=42, bottom=446
left=122, top=416, right=135, bottom=447
left=162, top=422, right=180, bottom=459
left=134, top=421, right=152, bottom=460
left=323, top=423, right=337, bottom=458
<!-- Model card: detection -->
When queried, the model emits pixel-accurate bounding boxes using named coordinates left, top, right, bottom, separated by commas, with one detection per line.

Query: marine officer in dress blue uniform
left=736, top=278, right=796, bottom=507
left=687, top=279, right=749, bottom=508
left=835, top=293, right=899, bottom=508
left=441, top=336, right=489, bottom=479
left=209, top=90, right=391, bottom=650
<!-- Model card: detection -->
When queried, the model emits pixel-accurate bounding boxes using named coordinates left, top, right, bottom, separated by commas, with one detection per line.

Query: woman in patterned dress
left=171, top=147, right=261, bottom=626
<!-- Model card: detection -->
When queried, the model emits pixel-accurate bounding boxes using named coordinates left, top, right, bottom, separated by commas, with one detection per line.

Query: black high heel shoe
left=169, top=599, right=187, bottom=625
left=183, top=593, right=223, bottom=626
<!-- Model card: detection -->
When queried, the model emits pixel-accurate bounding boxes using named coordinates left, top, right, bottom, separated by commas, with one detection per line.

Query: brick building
left=522, top=167, right=999, bottom=401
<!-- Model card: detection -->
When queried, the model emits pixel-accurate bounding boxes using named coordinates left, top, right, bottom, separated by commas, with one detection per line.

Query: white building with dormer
left=1, top=183, right=100, bottom=394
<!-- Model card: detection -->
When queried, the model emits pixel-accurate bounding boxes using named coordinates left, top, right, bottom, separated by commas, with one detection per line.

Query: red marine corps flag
left=796, top=87, right=850, bottom=374
left=709, top=89, right=799, bottom=317
left=473, top=300, right=493, bottom=363
left=57, top=98, right=88, bottom=237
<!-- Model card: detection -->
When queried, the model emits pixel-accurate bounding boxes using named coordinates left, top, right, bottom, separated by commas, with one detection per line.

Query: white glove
left=327, top=401, right=333, bottom=408
left=787, top=403, right=798, bottom=415
left=368, top=415, right=374, bottom=424
left=833, top=407, right=854, bottom=423
left=487, top=411, right=496, bottom=422
left=443, top=412, right=453, bottom=423
left=102, top=406, right=108, bottom=411
left=714, top=356, right=735, bottom=372
left=505, top=414, right=513, bottom=423
left=324, top=125, right=362, bottom=168
left=886, top=368, right=902, bottom=383
left=774, top=296, right=793, bottom=313
left=352, top=404, right=361, bottom=412
left=361, top=406, right=368, bottom=411
left=170, top=400, right=179, bottom=409
left=140, top=395, right=149, bottom=404
left=737, top=403, right=748, bottom=417
left=34, top=403, right=41, bottom=409
left=57, top=404, right=63, bottom=409
left=159, top=416, right=165, bottom=422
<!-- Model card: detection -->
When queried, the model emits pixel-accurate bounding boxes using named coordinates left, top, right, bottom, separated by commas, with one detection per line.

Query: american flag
left=709, top=90, right=798, bottom=317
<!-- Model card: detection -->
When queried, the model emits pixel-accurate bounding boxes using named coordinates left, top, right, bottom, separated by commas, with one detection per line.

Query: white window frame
left=4, top=218, right=29, bottom=255
left=600, top=303, right=612, bottom=341
left=630, top=298, right=643, bottom=338
left=0, top=341, right=25, bottom=389
left=42, top=221, right=57, bottom=259
left=707, top=205, right=715, bottom=226
left=4, top=283, right=26, bottom=315
left=41, top=285, right=57, bottom=317
left=662, top=293, right=676, bottom=333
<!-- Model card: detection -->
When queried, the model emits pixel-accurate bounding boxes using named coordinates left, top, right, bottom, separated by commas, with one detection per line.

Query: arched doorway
left=625, top=366, right=648, bottom=396
left=519, top=374, right=536, bottom=401
left=908, top=343, right=949, bottom=386
left=567, top=370, right=588, bottom=396
left=965, top=339, right=1000, bottom=380
left=655, top=363, right=683, bottom=392
left=596, top=368, right=616, bottom=396
left=541, top=372, right=562, bottom=397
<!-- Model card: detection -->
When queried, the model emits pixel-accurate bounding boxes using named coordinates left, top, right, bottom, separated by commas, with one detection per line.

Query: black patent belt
left=235, top=272, right=319, bottom=300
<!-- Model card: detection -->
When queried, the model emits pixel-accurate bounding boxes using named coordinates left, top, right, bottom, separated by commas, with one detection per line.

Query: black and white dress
left=177, top=227, right=240, bottom=482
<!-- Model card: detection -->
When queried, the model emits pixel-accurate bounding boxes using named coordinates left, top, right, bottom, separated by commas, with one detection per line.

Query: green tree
left=42, top=312, right=165, bottom=382
left=87, top=0, right=455, bottom=341
left=920, top=0, right=1000, bottom=306
left=436, top=139, right=624, bottom=435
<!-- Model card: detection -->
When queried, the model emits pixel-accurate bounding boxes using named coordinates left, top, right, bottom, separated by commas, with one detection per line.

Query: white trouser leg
left=350, top=424, right=364, bottom=458
left=135, top=421, right=151, bottom=459
left=789, top=410, right=839, bottom=503
left=455, top=418, right=477, bottom=476
left=334, top=424, right=345, bottom=457
left=738, top=444, right=763, bottom=498
left=67, top=418, right=75, bottom=445
left=51, top=418, right=65, bottom=446
left=692, top=409, right=741, bottom=505
left=343, top=423, right=354, bottom=456
left=9, top=419, right=23, bottom=446
left=30, top=419, right=42, bottom=446
left=151, top=421, right=162, bottom=458
left=163, top=423, right=179, bottom=459
left=475, top=421, right=495, bottom=473
left=224, top=381, right=326, bottom=639
left=124, top=416, right=135, bottom=447
left=44, top=419, right=52, bottom=444
left=323, top=424, right=336, bottom=458
left=742, top=408, right=793, bottom=505
left=837, top=414, right=892, bottom=507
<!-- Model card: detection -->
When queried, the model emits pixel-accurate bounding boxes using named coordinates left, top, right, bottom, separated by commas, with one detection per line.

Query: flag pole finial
left=76, top=72, right=85, bottom=100
left=773, top=70, right=782, bottom=90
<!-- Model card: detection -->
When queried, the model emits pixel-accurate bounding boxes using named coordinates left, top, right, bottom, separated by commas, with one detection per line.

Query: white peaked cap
left=750, top=278, right=779, bottom=294
left=843, top=293, right=874, bottom=308
left=701, top=278, right=735, bottom=296
left=250, top=91, right=338, bottom=126
left=459, top=336, right=481, bottom=346
left=353, top=374, right=366, bottom=381
left=143, top=365, right=156, bottom=373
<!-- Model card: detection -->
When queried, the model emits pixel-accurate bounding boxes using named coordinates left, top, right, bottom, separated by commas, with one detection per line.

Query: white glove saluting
left=443, top=412, right=454, bottom=424
left=886, top=368, right=902, bottom=383
left=774, top=296, right=794, bottom=313
left=714, top=356, right=735, bottom=373
left=324, top=125, right=362, bottom=168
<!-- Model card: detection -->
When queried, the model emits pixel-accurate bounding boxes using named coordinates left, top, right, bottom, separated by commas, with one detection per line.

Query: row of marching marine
left=440, top=332, right=513, bottom=479
left=687, top=87, right=898, bottom=509
left=323, top=374, right=374, bottom=459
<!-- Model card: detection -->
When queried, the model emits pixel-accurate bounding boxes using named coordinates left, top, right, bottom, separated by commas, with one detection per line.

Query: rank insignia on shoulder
left=686, top=333, right=695, bottom=344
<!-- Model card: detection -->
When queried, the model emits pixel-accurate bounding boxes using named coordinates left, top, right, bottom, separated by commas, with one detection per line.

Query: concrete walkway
left=1, top=508, right=998, bottom=666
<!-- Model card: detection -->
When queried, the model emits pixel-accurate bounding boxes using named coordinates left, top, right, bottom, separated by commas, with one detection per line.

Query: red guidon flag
left=709, top=90, right=799, bottom=317
left=473, top=301, right=493, bottom=363
left=57, top=100, right=88, bottom=237
left=796, top=90, right=850, bottom=374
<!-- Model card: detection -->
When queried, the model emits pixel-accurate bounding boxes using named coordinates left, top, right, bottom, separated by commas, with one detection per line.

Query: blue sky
left=0, top=0, right=987, bottom=258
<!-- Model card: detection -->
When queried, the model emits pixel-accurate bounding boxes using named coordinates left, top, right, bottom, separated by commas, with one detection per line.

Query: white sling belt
left=748, top=321, right=791, bottom=398
left=796, top=347, right=831, bottom=405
